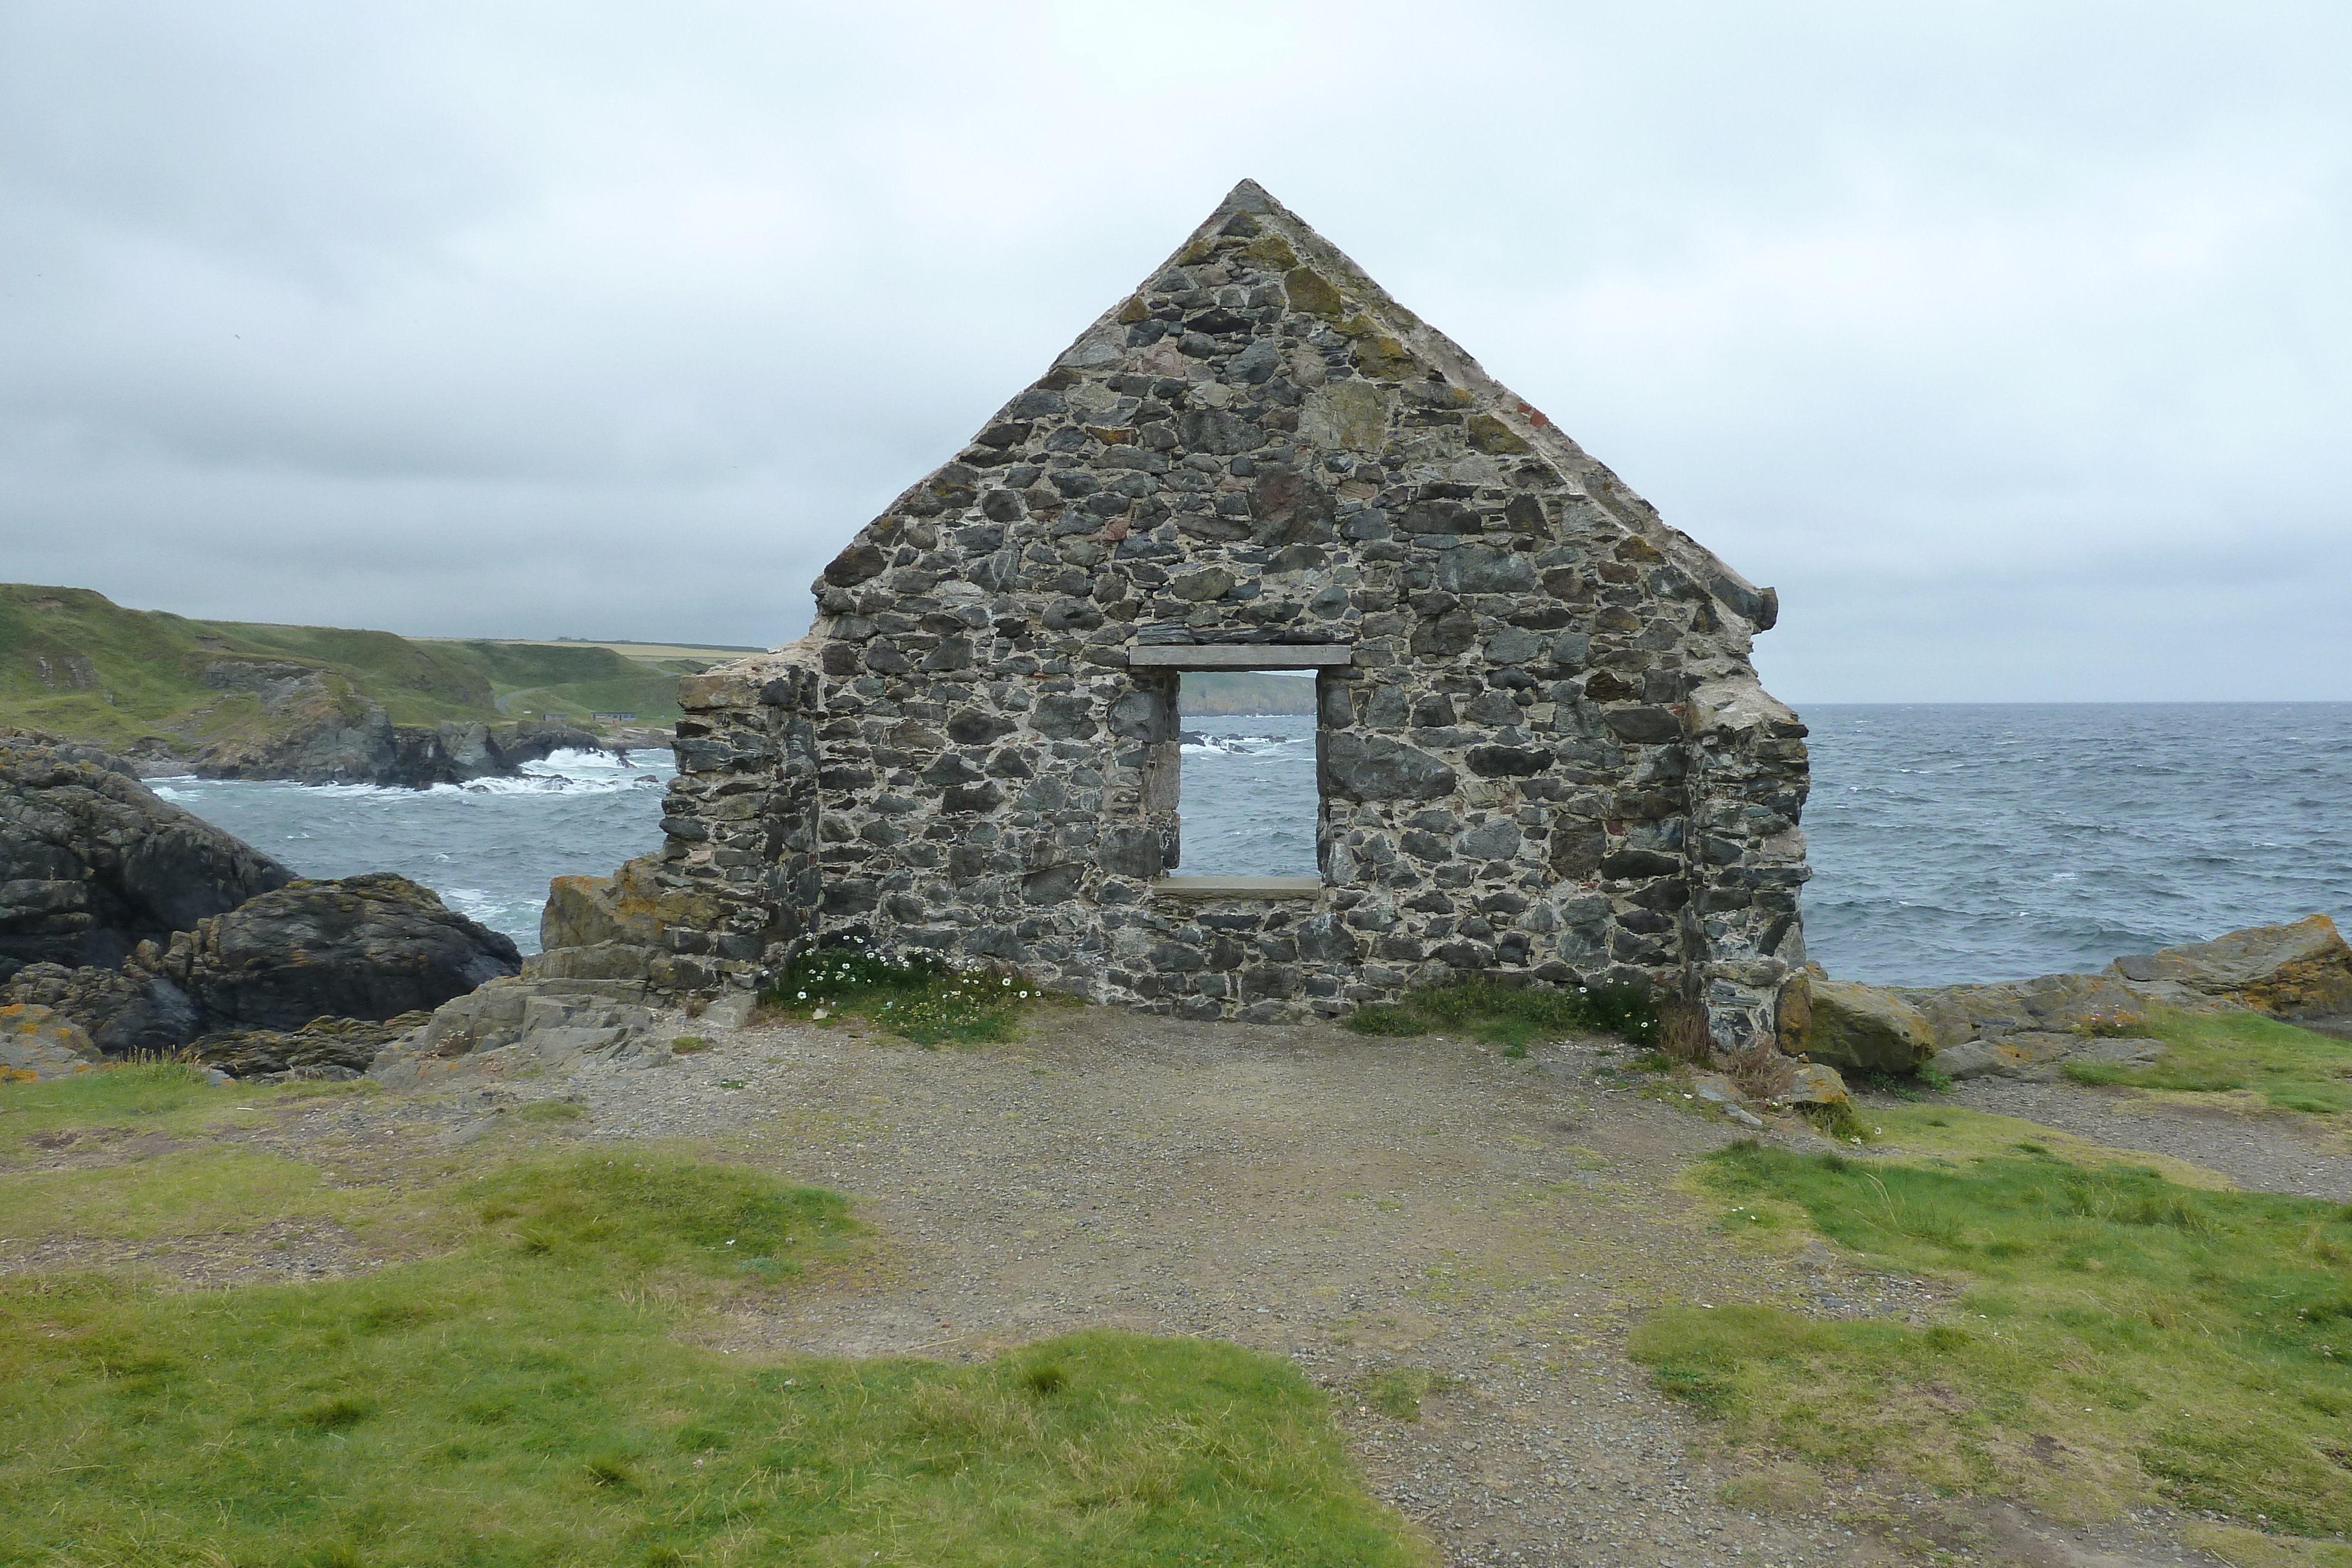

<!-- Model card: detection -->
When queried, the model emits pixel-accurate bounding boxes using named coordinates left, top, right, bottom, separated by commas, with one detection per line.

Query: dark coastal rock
left=194, top=711, right=614, bottom=790
left=0, top=961, right=201, bottom=1055
left=0, top=730, right=295, bottom=983
left=135, top=871, right=521, bottom=1032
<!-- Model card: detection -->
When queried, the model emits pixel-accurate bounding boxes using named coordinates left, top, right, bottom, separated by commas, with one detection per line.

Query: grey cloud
left=2, top=2, right=2346, bottom=696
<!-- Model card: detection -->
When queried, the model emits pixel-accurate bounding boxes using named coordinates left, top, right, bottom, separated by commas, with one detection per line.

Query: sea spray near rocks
left=148, top=747, right=675, bottom=953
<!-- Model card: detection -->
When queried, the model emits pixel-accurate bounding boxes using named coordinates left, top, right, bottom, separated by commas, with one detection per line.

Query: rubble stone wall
left=646, top=182, right=1813, bottom=1044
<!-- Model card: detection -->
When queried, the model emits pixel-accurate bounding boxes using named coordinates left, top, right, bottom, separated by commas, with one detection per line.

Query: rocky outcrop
left=6, top=871, right=522, bottom=1062
left=1789, top=915, right=2348, bottom=1084
left=370, top=977, right=674, bottom=1088
left=3, top=730, right=528, bottom=1074
left=535, top=854, right=749, bottom=995
left=1, top=730, right=295, bottom=983
left=192, top=711, right=614, bottom=790
left=2110, top=915, right=2352, bottom=1020
left=132, top=872, right=520, bottom=1033
left=190, top=1013, right=427, bottom=1080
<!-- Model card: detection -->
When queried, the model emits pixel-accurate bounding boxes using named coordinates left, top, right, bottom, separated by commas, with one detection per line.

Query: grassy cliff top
left=1178, top=670, right=1317, bottom=716
left=0, top=584, right=693, bottom=755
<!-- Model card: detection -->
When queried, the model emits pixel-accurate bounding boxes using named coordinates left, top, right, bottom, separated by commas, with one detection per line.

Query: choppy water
left=1803, top=704, right=2352, bottom=985
left=155, top=707, right=2352, bottom=987
left=1177, top=714, right=1321, bottom=877
left=151, top=749, right=674, bottom=954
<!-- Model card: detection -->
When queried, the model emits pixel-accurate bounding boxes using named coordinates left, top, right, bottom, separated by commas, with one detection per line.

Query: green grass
left=1355, top=1366, right=1463, bottom=1422
left=0, top=583, right=683, bottom=754
left=0, top=1075, right=1425, bottom=1567
left=0, top=1061, right=366, bottom=1168
left=1633, top=1137, right=2352, bottom=1534
left=1343, top=975, right=1660, bottom=1053
left=764, top=946, right=1064, bottom=1047
left=2061, top=1007, right=2352, bottom=1114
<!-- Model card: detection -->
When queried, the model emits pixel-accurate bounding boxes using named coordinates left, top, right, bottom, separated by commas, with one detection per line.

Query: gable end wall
left=647, top=183, right=1812, bottom=1047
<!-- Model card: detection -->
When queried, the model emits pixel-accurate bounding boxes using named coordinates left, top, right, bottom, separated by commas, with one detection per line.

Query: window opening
left=1172, top=670, right=1319, bottom=877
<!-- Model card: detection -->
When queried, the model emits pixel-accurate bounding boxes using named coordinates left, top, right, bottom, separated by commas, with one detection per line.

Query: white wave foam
left=440, top=887, right=517, bottom=928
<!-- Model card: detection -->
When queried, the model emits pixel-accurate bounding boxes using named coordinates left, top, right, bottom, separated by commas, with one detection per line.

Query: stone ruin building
left=644, top=180, right=1813, bottom=1049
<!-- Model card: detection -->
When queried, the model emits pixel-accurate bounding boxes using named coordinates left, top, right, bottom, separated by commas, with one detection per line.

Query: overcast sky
left=4, top=3, right=2346, bottom=701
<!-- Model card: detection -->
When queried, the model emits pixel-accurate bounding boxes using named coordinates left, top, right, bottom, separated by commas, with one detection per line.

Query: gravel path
left=1943, top=1077, right=2352, bottom=1201
left=549, top=1008, right=2250, bottom=1567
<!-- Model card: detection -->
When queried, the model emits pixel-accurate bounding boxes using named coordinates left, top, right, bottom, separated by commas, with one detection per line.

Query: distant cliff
left=0, top=584, right=690, bottom=785
left=1176, top=671, right=1317, bottom=716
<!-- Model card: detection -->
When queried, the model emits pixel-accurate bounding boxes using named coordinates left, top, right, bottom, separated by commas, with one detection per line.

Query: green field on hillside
left=1180, top=670, right=1318, bottom=716
left=0, top=585, right=695, bottom=754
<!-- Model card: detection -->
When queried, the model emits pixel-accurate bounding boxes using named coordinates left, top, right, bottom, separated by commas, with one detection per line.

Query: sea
left=151, top=750, right=675, bottom=957
left=153, top=706, right=2352, bottom=988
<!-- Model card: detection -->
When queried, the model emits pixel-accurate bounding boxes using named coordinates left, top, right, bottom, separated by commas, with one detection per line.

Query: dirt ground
left=20, top=1007, right=2344, bottom=1567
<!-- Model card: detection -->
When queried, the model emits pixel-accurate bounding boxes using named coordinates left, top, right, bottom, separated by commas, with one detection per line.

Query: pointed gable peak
left=818, top=180, right=1779, bottom=638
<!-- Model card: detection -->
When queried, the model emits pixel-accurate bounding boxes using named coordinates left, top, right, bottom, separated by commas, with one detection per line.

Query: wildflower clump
left=759, top=945, right=1040, bottom=1047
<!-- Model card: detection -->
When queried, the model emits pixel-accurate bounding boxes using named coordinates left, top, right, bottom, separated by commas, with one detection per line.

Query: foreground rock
left=0, top=1002, right=102, bottom=1081
left=1, top=730, right=294, bottom=982
left=134, top=871, right=521, bottom=1032
left=4, top=872, right=522, bottom=1068
left=1803, top=979, right=1936, bottom=1074
left=192, top=1013, right=428, bottom=1079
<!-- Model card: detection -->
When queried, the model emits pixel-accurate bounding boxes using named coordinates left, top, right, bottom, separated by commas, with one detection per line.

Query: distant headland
left=0, top=584, right=694, bottom=787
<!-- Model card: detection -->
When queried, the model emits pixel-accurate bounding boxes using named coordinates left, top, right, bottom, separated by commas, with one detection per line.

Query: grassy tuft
left=1342, top=975, right=1659, bottom=1052
left=2059, top=1007, right=2352, bottom=1115
left=1633, top=1136, right=2352, bottom=1533
left=1358, top=1366, right=1464, bottom=1422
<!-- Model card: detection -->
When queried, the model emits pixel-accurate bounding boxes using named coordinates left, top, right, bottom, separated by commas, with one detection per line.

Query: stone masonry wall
left=647, top=182, right=1812, bottom=1045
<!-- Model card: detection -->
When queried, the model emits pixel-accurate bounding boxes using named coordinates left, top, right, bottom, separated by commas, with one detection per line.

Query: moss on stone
left=1282, top=265, right=1345, bottom=319
left=1245, top=233, right=1299, bottom=269
left=1466, top=412, right=1530, bottom=454
left=1352, top=332, right=1419, bottom=382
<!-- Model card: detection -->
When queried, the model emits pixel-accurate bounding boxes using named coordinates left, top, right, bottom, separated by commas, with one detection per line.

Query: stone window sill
left=1151, top=876, right=1322, bottom=900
